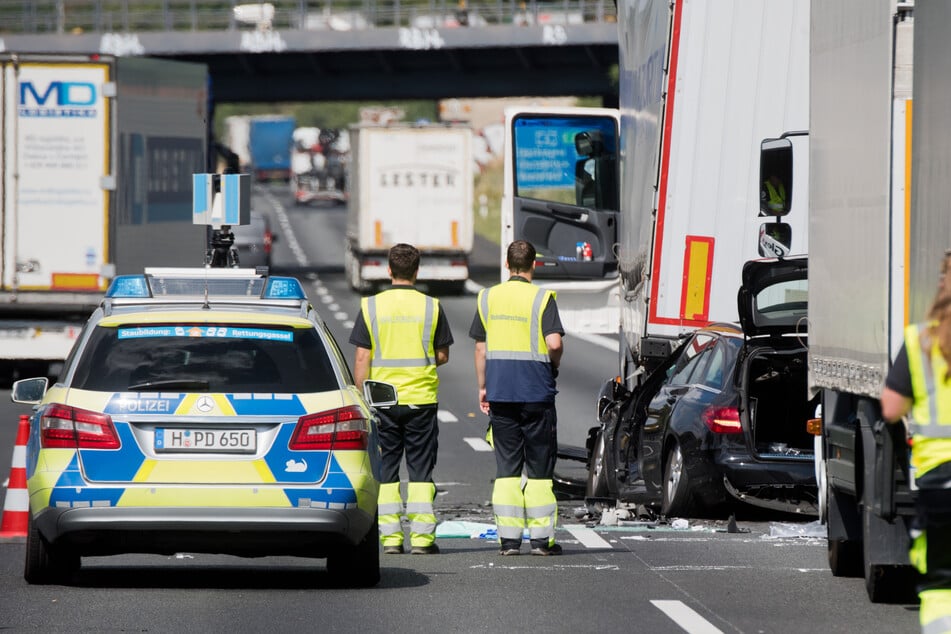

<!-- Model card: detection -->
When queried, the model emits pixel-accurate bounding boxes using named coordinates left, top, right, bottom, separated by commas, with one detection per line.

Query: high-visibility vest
left=362, top=288, right=439, bottom=405
left=904, top=323, right=951, bottom=476
left=764, top=180, right=786, bottom=212
left=478, top=280, right=556, bottom=403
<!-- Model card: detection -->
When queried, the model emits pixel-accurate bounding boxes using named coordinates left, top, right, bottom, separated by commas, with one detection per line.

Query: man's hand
left=479, top=387, right=489, bottom=415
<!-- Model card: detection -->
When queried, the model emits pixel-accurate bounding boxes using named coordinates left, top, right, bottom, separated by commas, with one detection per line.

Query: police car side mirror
left=363, top=380, right=398, bottom=407
left=11, top=377, right=49, bottom=404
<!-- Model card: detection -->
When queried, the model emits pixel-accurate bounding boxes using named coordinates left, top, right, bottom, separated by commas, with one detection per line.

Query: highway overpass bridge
left=0, top=1, right=619, bottom=103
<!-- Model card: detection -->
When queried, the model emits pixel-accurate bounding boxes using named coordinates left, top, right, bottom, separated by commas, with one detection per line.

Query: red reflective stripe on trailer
left=648, top=0, right=685, bottom=328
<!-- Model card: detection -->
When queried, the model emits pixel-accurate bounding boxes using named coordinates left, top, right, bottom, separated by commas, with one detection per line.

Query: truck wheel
left=862, top=505, right=918, bottom=603
left=24, top=514, right=79, bottom=585
left=827, top=483, right=862, bottom=577
left=662, top=441, right=695, bottom=518
left=327, top=518, right=381, bottom=588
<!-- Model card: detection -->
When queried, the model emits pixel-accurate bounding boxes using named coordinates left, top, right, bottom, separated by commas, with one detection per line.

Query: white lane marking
left=472, top=563, right=619, bottom=571
left=463, top=437, right=494, bottom=452
left=651, top=565, right=827, bottom=572
left=651, top=601, right=723, bottom=634
left=437, top=410, right=459, bottom=423
left=564, top=526, right=612, bottom=549
left=260, top=187, right=308, bottom=267
left=465, top=279, right=486, bottom=294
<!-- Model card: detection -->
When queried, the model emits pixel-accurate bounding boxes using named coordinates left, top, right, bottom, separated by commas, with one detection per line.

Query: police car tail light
left=39, top=404, right=120, bottom=449
left=290, top=406, right=368, bottom=450
left=702, top=406, right=742, bottom=434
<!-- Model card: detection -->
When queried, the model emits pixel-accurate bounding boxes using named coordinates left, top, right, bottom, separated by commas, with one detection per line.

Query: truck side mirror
left=759, top=138, right=793, bottom=216
left=758, top=222, right=792, bottom=258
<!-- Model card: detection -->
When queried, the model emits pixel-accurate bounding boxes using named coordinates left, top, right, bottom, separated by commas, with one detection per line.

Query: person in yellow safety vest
left=762, top=174, right=787, bottom=214
left=349, top=243, right=454, bottom=555
left=470, top=240, right=565, bottom=556
left=882, top=251, right=951, bottom=634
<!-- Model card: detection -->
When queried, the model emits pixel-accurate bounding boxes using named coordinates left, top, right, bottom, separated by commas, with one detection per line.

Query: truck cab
left=500, top=107, right=621, bottom=334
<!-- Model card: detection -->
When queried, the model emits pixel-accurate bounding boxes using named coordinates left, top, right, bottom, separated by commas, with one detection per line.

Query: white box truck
left=501, top=0, right=810, bottom=460
left=0, top=53, right=209, bottom=382
left=802, top=0, right=930, bottom=604
left=345, top=124, right=473, bottom=292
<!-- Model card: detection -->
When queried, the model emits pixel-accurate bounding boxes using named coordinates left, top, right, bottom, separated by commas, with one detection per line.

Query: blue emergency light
left=106, top=275, right=150, bottom=298
left=264, top=277, right=306, bottom=300
left=105, top=272, right=305, bottom=301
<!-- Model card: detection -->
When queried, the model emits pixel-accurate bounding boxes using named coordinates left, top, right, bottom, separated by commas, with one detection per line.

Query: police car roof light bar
left=105, top=270, right=306, bottom=301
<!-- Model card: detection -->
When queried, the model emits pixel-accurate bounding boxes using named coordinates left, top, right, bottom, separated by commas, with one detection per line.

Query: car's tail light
left=263, top=230, right=273, bottom=254
left=703, top=406, right=742, bottom=434
left=39, top=404, right=120, bottom=449
left=290, top=406, right=368, bottom=450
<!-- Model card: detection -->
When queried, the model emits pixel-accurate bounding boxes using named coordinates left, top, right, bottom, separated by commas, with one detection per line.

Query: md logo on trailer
left=19, top=80, right=98, bottom=118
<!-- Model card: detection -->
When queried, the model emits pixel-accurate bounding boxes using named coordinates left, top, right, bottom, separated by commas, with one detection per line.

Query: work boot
left=383, top=544, right=404, bottom=555
left=530, top=543, right=563, bottom=556
left=411, top=543, right=440, bottom=555
left=498, top=538, right=521, bottom=556
left=499, top=546, right=520, bottom=556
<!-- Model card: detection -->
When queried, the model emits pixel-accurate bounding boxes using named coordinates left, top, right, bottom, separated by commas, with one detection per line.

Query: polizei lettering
left=378, top=169, right=457, bottom=188
left=116, top=399, right=173, bottom=413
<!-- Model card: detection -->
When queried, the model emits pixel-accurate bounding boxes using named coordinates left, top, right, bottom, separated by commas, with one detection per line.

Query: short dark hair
left=389, top=243, right=420, bottom=281
left=507, top=240, right=536, bottom=273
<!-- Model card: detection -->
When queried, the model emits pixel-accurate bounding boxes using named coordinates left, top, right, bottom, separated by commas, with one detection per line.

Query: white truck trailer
left=0, top=54, right=209, bottom=382
left=223, top=115, right=251, bottom=172
left=501, top=0, right=810, bottom=458
left=803, top=0, right=938, bottom=604
left=345, top=124, right=473, bottom=292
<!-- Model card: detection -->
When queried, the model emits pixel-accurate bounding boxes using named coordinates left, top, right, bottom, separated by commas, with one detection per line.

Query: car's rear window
left=71, top=323, right=341, bottom=393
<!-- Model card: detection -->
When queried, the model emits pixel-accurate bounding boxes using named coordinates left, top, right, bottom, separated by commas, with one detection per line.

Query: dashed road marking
left=651, top=600, right=723, bottom=634
left=438, top=410, right=459, bottom=423
left=463, top=437, right=494, bottom=452
left=564, top=526, right=612, bottom=550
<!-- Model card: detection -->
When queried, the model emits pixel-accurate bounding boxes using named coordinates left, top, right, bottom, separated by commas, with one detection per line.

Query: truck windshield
left=512, top=114, right=618, bottom=211
left=71, top=324, right=342, bottom=394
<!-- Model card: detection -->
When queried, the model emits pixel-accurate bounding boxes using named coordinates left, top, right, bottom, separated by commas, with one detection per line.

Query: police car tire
left=24, top=513, right=79, bottom=585
left=327, top=517, right=381, bottom=588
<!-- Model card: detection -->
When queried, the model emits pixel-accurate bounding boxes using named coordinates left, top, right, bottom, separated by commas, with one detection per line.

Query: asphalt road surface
left=0, top=185, right=920, bottom=633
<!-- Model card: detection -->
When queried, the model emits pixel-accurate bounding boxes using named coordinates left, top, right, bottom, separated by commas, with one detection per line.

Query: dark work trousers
left=377, top=404, right=439, bottom=484
left=489, top=402, right=557, bottom=480
left=916, top=482, right=951, bottom=592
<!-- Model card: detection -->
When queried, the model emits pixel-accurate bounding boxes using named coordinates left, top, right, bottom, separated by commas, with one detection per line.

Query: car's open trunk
left=743, top=345, right=816, bottom=458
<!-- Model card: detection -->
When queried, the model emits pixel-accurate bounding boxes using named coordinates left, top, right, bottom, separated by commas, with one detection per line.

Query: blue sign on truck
left=249, top=115, right=295, bottom=182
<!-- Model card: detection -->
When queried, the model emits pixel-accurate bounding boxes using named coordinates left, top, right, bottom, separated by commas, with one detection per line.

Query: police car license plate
left=155, top=428, right=256, bottom=453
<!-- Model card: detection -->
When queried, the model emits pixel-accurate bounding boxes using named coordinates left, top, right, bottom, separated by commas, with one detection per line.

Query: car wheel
left=24, top=513, right=79, bottom=585
left=661, top=441, right=695, bottom=518
left=327, top=517, right=381, bottom=588
left=585, top=430, right=612, bottom=514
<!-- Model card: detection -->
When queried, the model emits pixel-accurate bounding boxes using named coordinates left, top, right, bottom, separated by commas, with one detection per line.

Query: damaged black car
left=585, top=256, right=818, bottom=518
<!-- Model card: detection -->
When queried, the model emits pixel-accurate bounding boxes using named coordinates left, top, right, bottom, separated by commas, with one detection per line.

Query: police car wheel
left=327, top=517, right=381, bottom=588
left=24, top=513, right=79, bottom=585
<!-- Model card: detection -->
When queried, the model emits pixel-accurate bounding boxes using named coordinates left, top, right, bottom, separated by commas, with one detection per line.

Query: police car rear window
left=71, top=324, right=341, bottom=393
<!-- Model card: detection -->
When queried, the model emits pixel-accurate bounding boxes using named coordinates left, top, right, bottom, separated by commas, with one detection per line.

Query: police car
left=12, top=267, right=395, bottom=587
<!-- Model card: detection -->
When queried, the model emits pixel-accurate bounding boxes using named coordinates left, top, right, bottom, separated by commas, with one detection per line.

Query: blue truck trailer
left=249, top=115, right=295, bottom=182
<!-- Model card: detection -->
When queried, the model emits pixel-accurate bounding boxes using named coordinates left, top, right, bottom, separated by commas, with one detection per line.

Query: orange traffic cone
left=0, top=414, right=30, bottom=539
